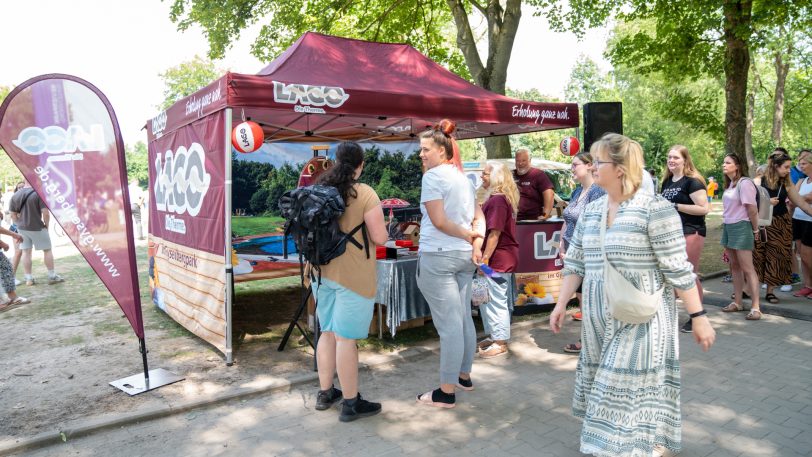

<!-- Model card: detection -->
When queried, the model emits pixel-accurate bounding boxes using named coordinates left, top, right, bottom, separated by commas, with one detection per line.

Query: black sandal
left=731, top=292, right=751, bottom=300
left=765, top=293, right=779, bottom=304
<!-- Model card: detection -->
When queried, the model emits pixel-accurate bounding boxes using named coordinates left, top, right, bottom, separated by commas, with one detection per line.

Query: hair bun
left=436, top=119, right=456, bottom=137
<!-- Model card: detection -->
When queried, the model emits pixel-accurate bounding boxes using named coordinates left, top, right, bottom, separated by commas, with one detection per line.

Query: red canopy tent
left=146, top=32, right=579, bottom=363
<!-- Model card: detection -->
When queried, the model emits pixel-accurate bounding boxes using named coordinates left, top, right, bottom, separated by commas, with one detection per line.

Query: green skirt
left=721, top=220, right=754, bottom=251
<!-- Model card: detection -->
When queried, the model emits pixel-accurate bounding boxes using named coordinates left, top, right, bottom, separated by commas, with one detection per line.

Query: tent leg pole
left=139, top=338, right=150, bottom=382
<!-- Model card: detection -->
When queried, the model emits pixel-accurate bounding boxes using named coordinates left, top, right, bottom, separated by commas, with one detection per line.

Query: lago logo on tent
left=11, top=124, right=105, bottom=158
left=273, top=81, right=349, bottom=114
left=153, top=142, right=211, bottom=220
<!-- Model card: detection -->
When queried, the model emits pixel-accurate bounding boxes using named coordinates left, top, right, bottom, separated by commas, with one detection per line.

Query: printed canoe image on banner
left=559, top=136, right=580, bottom=156
left=297, top=156, right=334, bottom=187
left=231, top=120, right=264, bottom=153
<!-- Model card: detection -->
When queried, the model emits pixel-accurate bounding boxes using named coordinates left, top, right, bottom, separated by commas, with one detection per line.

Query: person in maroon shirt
left=477, top=161, right=520, bottom=358
left=513, top=148, right=555, bottom=220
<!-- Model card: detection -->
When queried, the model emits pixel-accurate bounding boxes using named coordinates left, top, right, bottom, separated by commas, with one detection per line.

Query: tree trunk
left=745, top=89, right=754, bottom=161
left=772, top=45, right=791, bottom=145
left=447, top=0, right=521, bottom=159
left=722, top=0, right=753, bottom=174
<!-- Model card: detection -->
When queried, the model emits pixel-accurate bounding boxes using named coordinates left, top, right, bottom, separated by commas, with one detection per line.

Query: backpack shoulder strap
left=343, top=222, right=370, bottom=259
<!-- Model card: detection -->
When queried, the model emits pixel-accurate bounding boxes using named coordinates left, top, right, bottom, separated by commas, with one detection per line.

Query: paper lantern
left=232, top=121, right=264, bottom=153
left=559, top=136, right=580, bottom=156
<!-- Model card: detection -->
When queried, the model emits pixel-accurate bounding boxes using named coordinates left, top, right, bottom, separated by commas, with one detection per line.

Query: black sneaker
left=680, top=319, right=692, bottom=333
left=339, top=394, right=381, bottom=422
left=315, top=386, right=342, bottom=411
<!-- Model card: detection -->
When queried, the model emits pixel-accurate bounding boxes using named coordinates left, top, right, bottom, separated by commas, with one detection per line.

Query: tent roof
left=147, top=32, right=578, bottom=143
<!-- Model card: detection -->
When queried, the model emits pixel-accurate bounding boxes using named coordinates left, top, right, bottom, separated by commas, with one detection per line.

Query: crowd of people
left=2, top=117, right=809, bottom=455
left=306, top=123, right=812, bottom=457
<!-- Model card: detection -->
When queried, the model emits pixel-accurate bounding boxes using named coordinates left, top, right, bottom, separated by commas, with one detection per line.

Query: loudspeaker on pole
left=583, top=102, right=623, bottom=153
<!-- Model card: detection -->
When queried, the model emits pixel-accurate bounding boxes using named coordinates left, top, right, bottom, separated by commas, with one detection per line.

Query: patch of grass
left=699, top=213, right=726, bottom=276
left=160, top=349, right=197, bottom=360
left=232, top=216, right=285, bottom=237
left=58, top=335, right=85, bottom=346
left=93, top=320, right=132, bottom=337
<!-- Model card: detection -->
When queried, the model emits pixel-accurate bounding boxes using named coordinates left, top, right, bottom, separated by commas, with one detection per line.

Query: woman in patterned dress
left=753, top=151, right=812, bottom=304
left=550, top=133, right=716, bottom=457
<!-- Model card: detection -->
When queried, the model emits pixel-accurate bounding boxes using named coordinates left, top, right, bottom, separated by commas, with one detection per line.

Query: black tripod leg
left=278, top=286, right=315, bottom=351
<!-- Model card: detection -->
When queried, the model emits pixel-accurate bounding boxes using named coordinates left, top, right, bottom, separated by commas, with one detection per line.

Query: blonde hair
left=663, top=145, right=706, bottom=187
left=485, top=160, right=520, bottom=213
left=589, top=133, right=644, bottom=197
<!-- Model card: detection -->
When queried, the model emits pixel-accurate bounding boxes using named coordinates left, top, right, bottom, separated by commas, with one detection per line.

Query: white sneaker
left=14, top=279, right=21, bottom=286
left=780, top=284, right=793, bottom=292
left=48, top=274, right=65, bottom=285
left=761, top=283, right=767, bottom=289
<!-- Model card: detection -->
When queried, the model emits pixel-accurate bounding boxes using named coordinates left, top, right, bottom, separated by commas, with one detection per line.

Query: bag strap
left=599, top=198, right=609, bottom=264
left=11, top=188, right=36, bottom=214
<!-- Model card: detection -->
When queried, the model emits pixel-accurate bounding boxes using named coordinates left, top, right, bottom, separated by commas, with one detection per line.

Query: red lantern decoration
left=559, top=136, right=580, bottom=156
left=232, top=121, right=264, bottom=153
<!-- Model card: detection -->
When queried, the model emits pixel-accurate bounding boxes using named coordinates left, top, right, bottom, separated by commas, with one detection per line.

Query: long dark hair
left=317, top=141, right=364, bottom=204
left=723, top=153, right=748, bottom=188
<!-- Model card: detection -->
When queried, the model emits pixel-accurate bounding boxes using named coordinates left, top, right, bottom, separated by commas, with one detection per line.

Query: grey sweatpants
left=416, top=250, right=477, bottom=385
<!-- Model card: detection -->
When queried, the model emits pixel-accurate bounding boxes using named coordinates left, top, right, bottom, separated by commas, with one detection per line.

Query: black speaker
left=583, top=102, right=623, bottom=153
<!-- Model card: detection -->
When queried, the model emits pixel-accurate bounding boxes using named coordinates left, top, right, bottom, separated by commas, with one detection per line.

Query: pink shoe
left=416, top=391, right=455, bottom=409
left=793, top=286, right=812, bottom=297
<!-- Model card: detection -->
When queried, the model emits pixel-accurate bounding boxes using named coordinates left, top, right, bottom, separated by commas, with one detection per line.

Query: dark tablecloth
left=375, top=257, right=430, bottom=336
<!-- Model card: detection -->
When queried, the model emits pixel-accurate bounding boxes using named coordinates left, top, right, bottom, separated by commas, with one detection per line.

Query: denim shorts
left=721, top=221, right=754, bottom=251
left=314, top=278, right=374, bottom=340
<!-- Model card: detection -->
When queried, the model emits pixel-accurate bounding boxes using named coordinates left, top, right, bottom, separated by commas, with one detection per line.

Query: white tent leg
left=224, top=108, right=234, bottom=366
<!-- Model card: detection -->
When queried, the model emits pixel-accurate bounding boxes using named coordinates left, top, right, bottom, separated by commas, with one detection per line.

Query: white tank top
left=794, top=177, right=812, bottom=222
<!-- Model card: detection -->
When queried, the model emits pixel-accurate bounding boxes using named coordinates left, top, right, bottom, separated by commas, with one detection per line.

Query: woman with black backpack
left=311, top=142, right=388, bottom=422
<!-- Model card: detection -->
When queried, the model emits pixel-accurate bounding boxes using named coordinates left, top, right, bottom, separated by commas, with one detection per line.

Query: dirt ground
left=0, top=241, right=331, bottom=440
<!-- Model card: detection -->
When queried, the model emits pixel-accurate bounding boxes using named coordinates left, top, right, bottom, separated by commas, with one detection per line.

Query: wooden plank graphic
left=148, top=237, right=226, bottom=353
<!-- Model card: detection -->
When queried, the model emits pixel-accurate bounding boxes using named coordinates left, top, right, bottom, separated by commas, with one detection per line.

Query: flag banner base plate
left=109, top=368, right=184, bottom=396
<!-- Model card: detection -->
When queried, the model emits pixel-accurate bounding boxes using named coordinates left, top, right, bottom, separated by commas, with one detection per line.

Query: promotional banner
left=0, top=74, right=144, bottom=338
left=148, top=114, right=226, bottom=353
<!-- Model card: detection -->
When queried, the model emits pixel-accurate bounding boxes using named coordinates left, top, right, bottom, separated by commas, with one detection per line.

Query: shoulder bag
left=600, top=199, right=663, bottom=324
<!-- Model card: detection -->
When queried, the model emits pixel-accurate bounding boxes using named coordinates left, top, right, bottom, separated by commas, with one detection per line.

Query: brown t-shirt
left=320, top=183, right=382, bottom=298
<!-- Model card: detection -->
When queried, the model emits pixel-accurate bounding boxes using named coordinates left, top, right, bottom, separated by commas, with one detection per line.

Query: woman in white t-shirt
left=415, top=119, right=485, bottom=409
left=792, top=154, right=812, bottom=298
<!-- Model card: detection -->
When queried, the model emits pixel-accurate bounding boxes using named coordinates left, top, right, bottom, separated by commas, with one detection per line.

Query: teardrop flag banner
left=0, top=74, right=144, bottom=339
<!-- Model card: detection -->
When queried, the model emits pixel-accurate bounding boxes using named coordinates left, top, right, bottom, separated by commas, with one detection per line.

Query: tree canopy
left=157, top=55, right=223, bottom=110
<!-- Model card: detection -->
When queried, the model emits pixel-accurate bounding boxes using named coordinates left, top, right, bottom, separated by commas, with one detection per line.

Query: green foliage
left=263, top=162, right=301, bottom=215
left=232, top=154, right=274, bottom=213
left=249, top=187, right=270, bottom=214
left=0, top=86, right=23, bottom=191
left=157, top=55, right=223, bottom=110
left=125, top=141, right=149, bottom=186
left=168, top=0, right=470, bottom=78
left=373, top=168, right=403, bottom=200
left=359, top=146, right=423, bottom=205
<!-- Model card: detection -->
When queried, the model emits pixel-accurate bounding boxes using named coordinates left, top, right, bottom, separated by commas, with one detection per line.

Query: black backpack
left=279, top=185, right=369, bottom=269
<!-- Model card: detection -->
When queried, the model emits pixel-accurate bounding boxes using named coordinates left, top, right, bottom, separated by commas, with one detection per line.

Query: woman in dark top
left=477, top=160, right=519, bottom=358
left=660, top=145, right=709, bottom=333
left=753, top=151, right=812, bottom=303
left=559, top=152, right=604, bottom=353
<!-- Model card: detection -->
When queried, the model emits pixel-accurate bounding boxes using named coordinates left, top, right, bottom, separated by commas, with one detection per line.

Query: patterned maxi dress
left=562, top=189, right=697, bottom=457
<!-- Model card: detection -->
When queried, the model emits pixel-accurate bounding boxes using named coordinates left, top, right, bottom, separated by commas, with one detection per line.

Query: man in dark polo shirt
left=512, top=148, right=555, bottom=220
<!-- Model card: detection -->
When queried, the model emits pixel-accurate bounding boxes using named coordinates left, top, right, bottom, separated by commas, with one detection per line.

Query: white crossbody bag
left=600, top=199, right=663, bottom=324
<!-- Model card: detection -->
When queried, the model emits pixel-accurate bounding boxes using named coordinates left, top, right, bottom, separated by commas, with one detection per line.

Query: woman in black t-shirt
left=661, top=145, right=709, bottom=333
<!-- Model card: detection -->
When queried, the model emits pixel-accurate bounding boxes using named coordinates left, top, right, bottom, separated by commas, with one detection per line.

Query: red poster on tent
left=0, top=74, right=144, bottom=338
